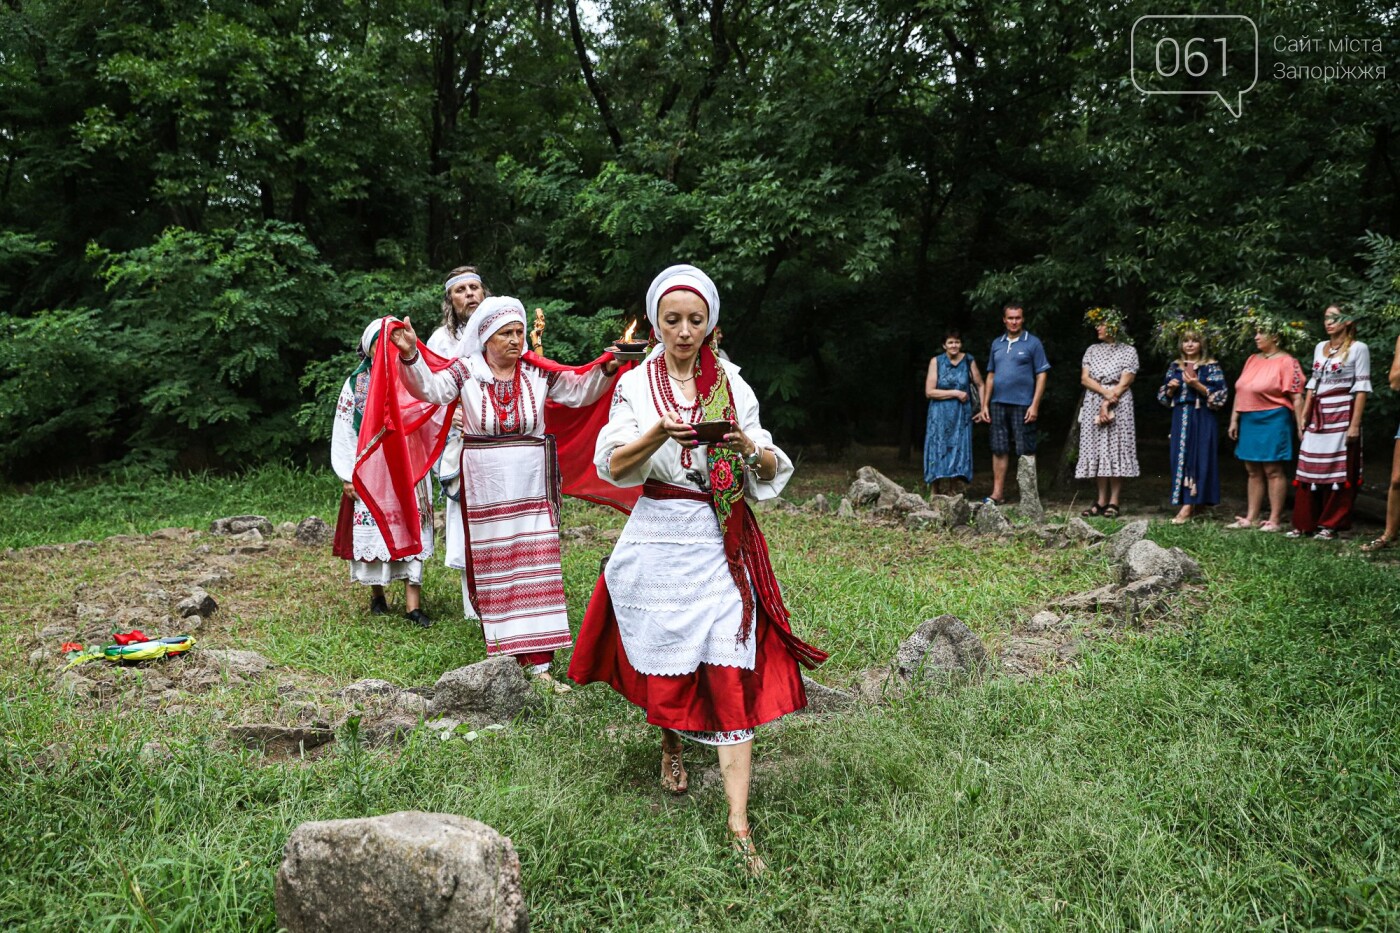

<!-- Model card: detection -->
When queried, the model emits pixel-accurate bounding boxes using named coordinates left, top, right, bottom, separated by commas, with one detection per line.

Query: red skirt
left=567, top=574, right=809, bottom=733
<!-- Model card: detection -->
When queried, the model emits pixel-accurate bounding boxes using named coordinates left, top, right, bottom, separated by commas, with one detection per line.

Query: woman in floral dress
left=1075, top=308, right=1140, bottom=517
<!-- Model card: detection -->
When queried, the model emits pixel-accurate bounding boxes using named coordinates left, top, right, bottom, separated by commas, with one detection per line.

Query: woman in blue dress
left=924, top=331, right=986, bottom=494
left=1157, top=326, right=1229, bottom=524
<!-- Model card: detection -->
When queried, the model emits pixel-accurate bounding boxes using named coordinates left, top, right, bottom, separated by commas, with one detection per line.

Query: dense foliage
left=2, top=0, right=1398, bottom=474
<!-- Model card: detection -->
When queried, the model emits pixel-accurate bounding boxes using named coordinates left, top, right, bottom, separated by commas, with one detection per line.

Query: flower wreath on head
left=1084, top=307, right=1131, bottom=343
left=1227, top=304, right=1312, bottom=354
left=1152, top=313, right=1222, bottom=359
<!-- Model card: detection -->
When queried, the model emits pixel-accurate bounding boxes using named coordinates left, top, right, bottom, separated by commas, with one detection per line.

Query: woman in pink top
left=1226, top=328, right=1306, bottom=531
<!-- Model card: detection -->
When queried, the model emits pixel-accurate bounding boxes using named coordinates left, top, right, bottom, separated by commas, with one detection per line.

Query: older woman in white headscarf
left=389, top=299, right=621, bottom=683
left=568, top=264, right=827, bottom=876
left=331, top=320, right=435, bottom=625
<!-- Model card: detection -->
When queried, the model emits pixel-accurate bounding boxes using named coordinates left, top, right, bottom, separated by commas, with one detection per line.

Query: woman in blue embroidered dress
left=923, top=331, right=986, bottom=495
left=1157, top=327, right=1229, bottom=524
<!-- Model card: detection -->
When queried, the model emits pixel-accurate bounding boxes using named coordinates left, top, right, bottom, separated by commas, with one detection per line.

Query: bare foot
left=731, top=829, right=767, bottom=877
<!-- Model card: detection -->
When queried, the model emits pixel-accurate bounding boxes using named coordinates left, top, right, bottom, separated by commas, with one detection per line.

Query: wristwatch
left=743, top=447, right=762, bottom=469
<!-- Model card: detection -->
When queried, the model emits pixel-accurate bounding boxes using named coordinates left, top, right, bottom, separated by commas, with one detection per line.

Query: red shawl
left=344, top=320, right=639, bottom=560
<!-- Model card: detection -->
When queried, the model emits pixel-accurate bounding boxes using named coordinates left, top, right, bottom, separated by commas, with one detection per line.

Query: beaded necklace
left=648, top=354, right=704, bottom=468
left=483, top=366, right=522, bottom=434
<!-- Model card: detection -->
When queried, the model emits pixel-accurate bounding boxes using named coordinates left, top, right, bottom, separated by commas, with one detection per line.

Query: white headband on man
left=444, top=272, right=483, bottom=293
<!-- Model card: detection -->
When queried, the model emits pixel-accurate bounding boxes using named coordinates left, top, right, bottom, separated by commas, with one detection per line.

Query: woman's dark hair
left=943, top=329, right=963, bottom=342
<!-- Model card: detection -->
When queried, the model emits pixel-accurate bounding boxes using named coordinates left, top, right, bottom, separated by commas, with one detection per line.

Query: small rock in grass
left=210, top=515, right=273, bottom=536
left=176, top=588, right=218, bottom=618
left=228, top=723, right=335, bottom=753
left=1064, top=517, right=1107, bottom=543
left=1107, top=520, right=1149, bottom=562
left=893, top=615, right=989, bottom=683
left=295, top=516, right=333, bottom=547
left=836, top=497, right=856, bottom=520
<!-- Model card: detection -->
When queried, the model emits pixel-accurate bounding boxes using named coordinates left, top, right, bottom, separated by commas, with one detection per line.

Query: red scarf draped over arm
left=351, top=319, right=457, bottom=560
left=351, top=328, right=641, bottom=561
left=522, top=350, right=642, bottom=515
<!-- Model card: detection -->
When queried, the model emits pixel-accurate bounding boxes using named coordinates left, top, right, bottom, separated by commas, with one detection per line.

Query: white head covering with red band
left=460, top=296, right=527, bottom=381
left=360, top=318, right=390, bottom=357
left=644, top=264, right=720, bottom=362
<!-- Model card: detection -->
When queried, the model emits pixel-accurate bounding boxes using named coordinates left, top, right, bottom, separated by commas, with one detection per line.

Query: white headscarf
left=643, top=264, right=720, bottom=362
left=460, top=296, right=527, bottom=380
left=360, top=317, right=394, bottom=357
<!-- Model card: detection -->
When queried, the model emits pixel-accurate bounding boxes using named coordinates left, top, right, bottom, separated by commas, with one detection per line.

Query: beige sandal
left=661, top=747, right=688, bottom=795
left=731, top=830, right=767, bottom=877
left=1361, top=536, right=1396, bottom=552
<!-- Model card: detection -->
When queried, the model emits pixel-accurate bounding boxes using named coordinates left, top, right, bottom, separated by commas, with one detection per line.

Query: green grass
left=2, top=469, right=1399, bottom=929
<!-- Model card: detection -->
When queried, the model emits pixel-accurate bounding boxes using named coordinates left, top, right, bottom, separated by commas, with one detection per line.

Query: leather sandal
left=1103, top=504, right=1120, bottom=518
left=731, top=830, right=767, bottom=877
left=661, top=747, right=687, bottom=795
left=1082, top=503, right=1107, bottom=516
left=1362, top=536, right=1396, bottom=552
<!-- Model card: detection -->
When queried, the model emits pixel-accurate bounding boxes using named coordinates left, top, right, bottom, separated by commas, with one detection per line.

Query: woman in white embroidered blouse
left=568, top=264, right=827, bottom=875
left=389, top=298, right=621, bottom=685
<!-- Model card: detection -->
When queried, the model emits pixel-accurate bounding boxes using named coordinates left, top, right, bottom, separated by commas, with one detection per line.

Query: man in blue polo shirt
left=978, top=303, right=1050, bottom=504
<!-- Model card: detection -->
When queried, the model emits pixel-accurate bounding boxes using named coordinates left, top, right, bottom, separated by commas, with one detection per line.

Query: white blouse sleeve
left=594, top=370, right=646, bottom=487
left=330, top=379, right=358, bottom=483
left=729, top=367, right=793, bottom=501
left=400, top=355, right=467, bottom=405
left=545, top=364, right=614, bottom=408
left=1350, top=342, right=1373, bottom=394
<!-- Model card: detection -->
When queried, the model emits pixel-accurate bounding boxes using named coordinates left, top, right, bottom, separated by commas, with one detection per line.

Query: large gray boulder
left=296, top=516, right=333, bottom=547
left=1107, top=520, right=1149, bottom=562
left=929, top=493, right=971, bottom=528
left=856, top=465, right=908, bottom=509
left=1120, top=539, right=1186, bottom=585
left=429, top=656, right=543, bottom=726
left=893, top=615, right=989, bottom=682
left=971, top=500, right=1012, bottom=536
left=846, top=478, right=881, bottom=507
left=1016, top=455, right=1044, bottom=522
left=1064, top=517, right=1107, bottom=543
left=275, top=811, right=528, bottom=933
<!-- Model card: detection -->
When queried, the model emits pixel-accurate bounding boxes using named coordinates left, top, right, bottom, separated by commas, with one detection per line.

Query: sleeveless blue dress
left=924, top=353, right=974, bottom=484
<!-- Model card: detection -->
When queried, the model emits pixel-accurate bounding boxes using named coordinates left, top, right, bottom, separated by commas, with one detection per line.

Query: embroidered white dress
left=331, top=373, right=434, bottom=585
left=1298, top=340, right=1372, bottom=488
left=401, top=354, right=614, bottom=654
left=427, top=324, right=472, bottom=571
left=593, top=360, right=793, bottom=679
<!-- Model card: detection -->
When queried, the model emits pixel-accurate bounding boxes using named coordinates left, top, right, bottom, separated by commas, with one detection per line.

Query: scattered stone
left=971, top=501, right=1013, bottom=536
left=929, top=493, right=971, bottom=527
left=72, top=539, right=97, bottom=550
left=1120, top=539, right=1186, bottom=585
left=295, top=516, right=333, bottom=547
left=1016, top=455, right=1044, bottom=522
left=1064, top=517, right=1107, bottom=543
left=39, top=623, right=71, bottom=640
left=797, top=675, right=857, bottom=713
left=893, top=615, right=989, bottom=683
left=1120, top=575, right=1170, bottom=598
left=1025, top=610, right=1065, bottom=633
left=597, top=528, right=621, bottom=542
left=28, top=544, right=64, bottom=556
left=176, top=588, right=218, bottom=618
left=835, top=497, right=856, bottom=520
left=810, top=493, right=831, bottom=513
left=857, top=466, right=909, bottom=509
left=228, top=724, right=335, bottom=754
left=59, top=671, right=114, bottom=700
left=194, top=570, right=231, bottom=588
left=1169, top=547, right=1204, bottom=582
left=429, top=657, right=543, bottom=727
left=210, top=515, right=273, bottom=536
left=846, top=478, right=880, bottom=507
left=199, top=649, right=273, bottom=679
left=1107, top=520, right=1149, bottom=562
left=360, top=714, right=421, bottom=747
left=393, top=693, right=430, bottom=717
left=904, top=509, right=943, bottom=531
left=339, top=679, right=402, bottom=703
left=1000, top=635, right=1061, bottom=678
left=150, top=527, right=193, bottom=541
left=275, top=811, right=528, bottom=933
left=894, top=492, right=926, bottom=515
left=276, top=521, right=298, bottom=537
left=1051, top=584, right=1124, bottom=612
left=140, top=589, right=171, bottom=608
left=560, top=525, right=595, bottom=541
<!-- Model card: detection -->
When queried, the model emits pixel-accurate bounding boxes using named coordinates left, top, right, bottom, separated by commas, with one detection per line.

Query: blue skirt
left=1236, top=408, right=1294, bottom=462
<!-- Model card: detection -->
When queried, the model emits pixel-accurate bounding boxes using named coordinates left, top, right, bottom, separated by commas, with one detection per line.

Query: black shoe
left=406, top=608, right=433, bottom=628
left=369, top=594, right=390, bottom=616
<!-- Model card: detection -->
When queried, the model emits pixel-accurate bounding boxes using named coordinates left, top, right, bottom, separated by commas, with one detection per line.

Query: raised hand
left=390, top=316, right=418, bottom=359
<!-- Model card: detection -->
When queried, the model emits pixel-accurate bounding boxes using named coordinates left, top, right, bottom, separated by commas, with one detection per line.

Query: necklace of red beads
left=648, top=354, right=704, bottom=468
left=482, top=365, right=523, bottom=434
